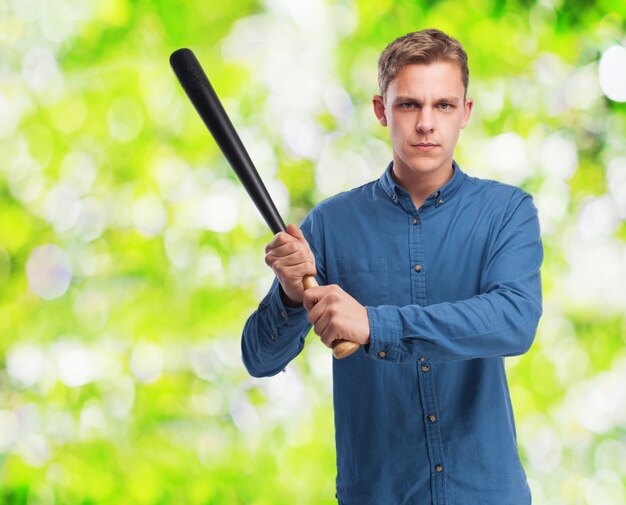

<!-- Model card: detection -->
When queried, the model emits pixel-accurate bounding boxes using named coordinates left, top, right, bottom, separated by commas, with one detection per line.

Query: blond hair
left=378, top=29, right=469, bottom=98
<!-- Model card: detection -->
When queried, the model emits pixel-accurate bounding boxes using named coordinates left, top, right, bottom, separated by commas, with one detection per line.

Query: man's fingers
left=265, top=250, right=316, bottom=274
left=313, top=310, right=340, bottom=348
left=304, top=284, right=370, bottom=347
left=279, top=265, right=317, bottom=283
left=265, top=231, right=292, bottom=253
left=265, top=226, right=311, bottom=256
left=307, top=298, right=330, bottom=337
left=286, top=223, right=306, bottom=241
left=266, top=241, right=305, bottom=258
left=266, top=225, right=304, bottom=253
left=262, top=224, right=316, bottom=307
left=304, top=285, right=341, bottom=313
left=303, top=286, right=325, bottom=312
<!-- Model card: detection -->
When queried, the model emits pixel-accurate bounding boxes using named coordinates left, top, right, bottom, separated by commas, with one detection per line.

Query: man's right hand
left=264, top=224, right=316, bottom=306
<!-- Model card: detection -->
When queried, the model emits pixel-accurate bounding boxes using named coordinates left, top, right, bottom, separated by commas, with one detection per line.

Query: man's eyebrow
left=391, top=96, right=461, bottom=104
left=392, top=96, right=419, bottom=103
left=435, top=96, right=461, bottom=104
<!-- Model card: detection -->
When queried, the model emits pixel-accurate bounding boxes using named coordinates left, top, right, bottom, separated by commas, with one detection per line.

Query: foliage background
left=1, top=0, right=625, bottom=503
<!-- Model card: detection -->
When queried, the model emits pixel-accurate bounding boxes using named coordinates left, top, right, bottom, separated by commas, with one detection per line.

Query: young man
left=242, top=29, right=543, bottom=505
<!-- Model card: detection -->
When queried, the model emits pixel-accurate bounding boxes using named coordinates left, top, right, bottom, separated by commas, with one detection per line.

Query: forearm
left=366, top=286, right=542, bottom=363
left=241, top=279, right=312, bottom=377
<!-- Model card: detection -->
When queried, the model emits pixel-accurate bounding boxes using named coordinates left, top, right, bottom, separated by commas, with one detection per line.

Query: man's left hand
left=303, top=285, right=371, bottom=348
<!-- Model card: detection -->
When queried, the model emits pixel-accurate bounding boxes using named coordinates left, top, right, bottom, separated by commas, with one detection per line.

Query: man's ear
left=461, top=97, right=474, bottom=129
left=372, top=95, right=388, bottom=126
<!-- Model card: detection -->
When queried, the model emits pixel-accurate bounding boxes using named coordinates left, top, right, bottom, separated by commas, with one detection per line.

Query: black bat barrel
left=170, top=48, right=286, bottom=235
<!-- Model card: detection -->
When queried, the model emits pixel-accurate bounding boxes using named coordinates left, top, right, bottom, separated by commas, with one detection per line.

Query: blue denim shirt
left=242, top=162, right=543, bottom=505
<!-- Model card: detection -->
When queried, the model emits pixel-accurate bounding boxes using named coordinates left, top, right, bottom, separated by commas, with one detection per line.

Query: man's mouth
left=413, top=142, right=439, bottom=151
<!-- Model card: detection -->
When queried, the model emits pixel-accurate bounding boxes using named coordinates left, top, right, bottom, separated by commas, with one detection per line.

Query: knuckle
left=276, top=234, right=289, bottom=246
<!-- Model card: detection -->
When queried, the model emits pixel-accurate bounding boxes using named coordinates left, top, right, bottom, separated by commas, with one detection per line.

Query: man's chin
left=404, top=160, right=446, bottom=175
left=393, top=158, right=453, bottom=181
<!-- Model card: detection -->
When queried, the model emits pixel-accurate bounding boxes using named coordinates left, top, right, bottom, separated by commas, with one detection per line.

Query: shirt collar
left=378, top=160, right=465, bottom=210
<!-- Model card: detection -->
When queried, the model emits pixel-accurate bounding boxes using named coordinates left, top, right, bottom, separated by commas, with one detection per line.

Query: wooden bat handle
left=302, top=275, right=360, bottom=359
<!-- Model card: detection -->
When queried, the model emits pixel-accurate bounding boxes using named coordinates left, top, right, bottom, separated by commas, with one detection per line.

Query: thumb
left=286, top=223, right=306, bottom=242
left=303, top=286, right=322, bottom=312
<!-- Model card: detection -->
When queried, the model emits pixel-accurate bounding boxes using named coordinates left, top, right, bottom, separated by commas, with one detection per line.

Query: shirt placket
left=409, top=205, right=448, bottom=505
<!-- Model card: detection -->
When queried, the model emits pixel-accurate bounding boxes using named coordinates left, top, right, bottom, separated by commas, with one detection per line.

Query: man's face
left=373, top=62, right=473, bottom=182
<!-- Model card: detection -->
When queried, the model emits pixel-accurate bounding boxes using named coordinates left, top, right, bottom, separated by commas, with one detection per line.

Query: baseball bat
left=170, top=48, right=359, bottom=360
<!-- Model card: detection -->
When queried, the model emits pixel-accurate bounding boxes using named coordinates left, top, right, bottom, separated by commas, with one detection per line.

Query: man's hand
left=265, top=224, right=316, bottom=306
left=303, top=285, right=371, bottom=348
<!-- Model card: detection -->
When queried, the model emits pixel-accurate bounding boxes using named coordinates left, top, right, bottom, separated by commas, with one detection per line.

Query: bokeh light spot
left=26, top=244, right=72, bottom=300
left=0, top=410, right=19, bottom=452
left=599, top=45, right=626, bottom=102
left=55, top=343, right=99, bottom=387
left=44, top=184, right=82, bottom=232
left=132, top=194, right=167, bottom=237
left=107, top=96, right=144, bottom=142
left=538, top=133, right=578, bottom=180
left=7, top=344, right=46, bottom=388
left=21, top=46, right=63, bottom=99
left=59, top=151, right=98, bottom=195
left=130, top=342, right=164, bottom=384
left=199, top=181, right=243, bottom=233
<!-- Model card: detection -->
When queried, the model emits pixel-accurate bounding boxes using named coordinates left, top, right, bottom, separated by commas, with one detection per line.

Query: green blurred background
left=1, top=0, right=625, bottom=503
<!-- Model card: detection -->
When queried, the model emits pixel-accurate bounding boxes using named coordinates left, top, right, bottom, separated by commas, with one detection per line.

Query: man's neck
left=391, top=162, right=454, bottom=210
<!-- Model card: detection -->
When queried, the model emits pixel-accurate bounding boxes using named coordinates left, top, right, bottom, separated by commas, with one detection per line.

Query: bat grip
left=302, top=275, right=360, bottom=359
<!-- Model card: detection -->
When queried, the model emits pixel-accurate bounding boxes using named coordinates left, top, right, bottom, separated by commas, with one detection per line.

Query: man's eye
left=438, top=103, right=452, bottom=110
left=400, top=103, right=417, bottom=109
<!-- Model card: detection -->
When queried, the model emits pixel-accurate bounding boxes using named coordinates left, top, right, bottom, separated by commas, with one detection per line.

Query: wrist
left=279, top=285, right=302, bottom=308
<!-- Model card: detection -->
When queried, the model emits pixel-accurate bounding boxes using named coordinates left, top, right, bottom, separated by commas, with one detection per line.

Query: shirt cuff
left=365, top=306, right=403, bottom=362
left=259, top=282, right=308, bottom=345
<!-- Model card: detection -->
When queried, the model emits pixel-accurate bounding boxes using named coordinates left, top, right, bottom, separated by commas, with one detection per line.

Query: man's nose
left=416, top=108, right=435, bottom=133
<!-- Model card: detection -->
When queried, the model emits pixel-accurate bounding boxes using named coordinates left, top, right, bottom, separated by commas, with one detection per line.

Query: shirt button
left=270, top=334, right=276, bottom=341
left=378, top=351, right=386, bottom=359
left=421, top=364, right=430, bottom=373
left=428, top=414, right=436, bottom=423
left=438, top=198, right=444, bottom=205
left=434, top=191, right=441, bottom=198
left=435, top=464, right=444, bottom=473
left=419, top=357, right=426, bottom=362
left=412, top=217, right=419, bottom=225
left=280, top=311, right=287, bottom=318
left=414, top=264, right=422, bottom=272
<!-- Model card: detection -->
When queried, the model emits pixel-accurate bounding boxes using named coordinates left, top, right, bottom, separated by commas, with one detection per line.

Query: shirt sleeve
left=241, top=279, right=312, bottom=377
left=365, top=190, right=543, bottom=363
left=241, top=211, right=324, bottom=377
